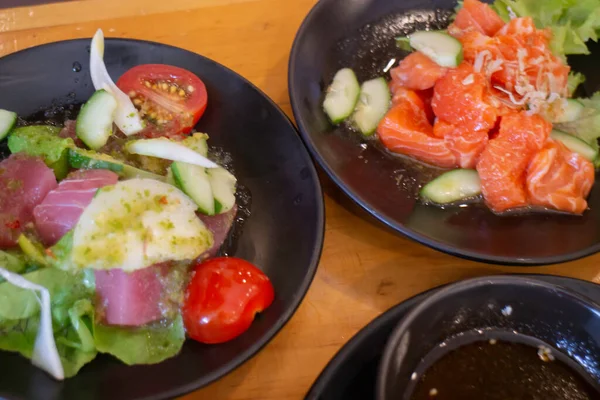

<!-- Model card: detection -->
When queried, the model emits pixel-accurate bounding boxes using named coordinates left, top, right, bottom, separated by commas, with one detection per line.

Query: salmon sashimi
left=449, top=0, right=505, bottom=37
left=0, top=154, right=58, bottom=249
left=496, top=16, right=539, bottom=38
left=33, top=169, right=119, bottom=246
left=390, top=52, right=448, bottom=91
left=490, top=18, right=569, bottom=100
left=416, top=88, right=435, bottom=123
left=526, top=141, right=594, bottom=214
left=460, top=31, right=500, bottom=64
left=476, top=112, right=551, bottom=213
left=432, top=63, right=498, bottom=132
left=372, top=0, right=593, bottom=214
left=378, top=88, right=457, bottom=168
left=434, top=120, right=489, bottom=169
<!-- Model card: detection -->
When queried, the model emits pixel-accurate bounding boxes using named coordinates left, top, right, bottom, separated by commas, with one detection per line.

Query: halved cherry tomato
left=116, top=64, right=208, bottom=138
left=182, top=257, right=275, bottom=344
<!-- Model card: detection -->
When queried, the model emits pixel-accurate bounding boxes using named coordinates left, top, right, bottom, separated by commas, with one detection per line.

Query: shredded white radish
left=0, top=267, right=64, bottom=380
left=494, top=85, right=529, bottom=105
left=507, top=6, right=517, bottom=19
left=462, top=74, right=475, bottom=85
left=473, top=50, right=490, bottom=73
left=486, top=59, right=504, bottom=75
left=90, top=29, right=144, bottom=136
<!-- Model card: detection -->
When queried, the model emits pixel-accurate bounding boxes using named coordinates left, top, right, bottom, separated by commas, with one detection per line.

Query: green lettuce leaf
left=48, top=230, right=74, bottom=271
left=491, top=0, right=600, bottom=59
left=555, top=93, right=600, bottom=166
left=0, top=263, right=185, bottom=378
left=568, top=71, right=586, bottom=95
left=0, top=250, right=26, bottom=276
left=94, top=315, right=185, bottom=365
left=0, top=268, right=97, bottom=377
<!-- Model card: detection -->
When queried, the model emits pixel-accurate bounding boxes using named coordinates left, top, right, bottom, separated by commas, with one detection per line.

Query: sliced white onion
left=0, top=267, right=64, bottom=380
left=125, top=138, right=219, bottom=168
left=90, top=29, right=144, bottom=136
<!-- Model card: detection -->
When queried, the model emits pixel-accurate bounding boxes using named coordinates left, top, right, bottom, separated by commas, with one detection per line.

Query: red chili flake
left=5, top=220, right=21, bottom=230
left=45, top=248, right=56, bottom=259
left=159, top=196, right=168, bottom=205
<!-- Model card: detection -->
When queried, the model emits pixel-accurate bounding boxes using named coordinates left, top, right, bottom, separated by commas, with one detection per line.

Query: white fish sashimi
left=0, top=267, right=64, bottom=380
left=90, top=29, right=144, bottom=136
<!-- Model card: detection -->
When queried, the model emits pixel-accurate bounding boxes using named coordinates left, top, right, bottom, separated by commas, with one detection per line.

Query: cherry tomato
left=116, top=64, right=208, bottom=138
left=183, top=257, right=275, bottom=344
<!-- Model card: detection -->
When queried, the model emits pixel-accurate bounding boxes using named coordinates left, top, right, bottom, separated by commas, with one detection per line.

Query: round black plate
left=305, top=275, right=600, bottom=400
left=0, top=39, right=324, bottom=400
left=288, top=0, right=600, bottom=265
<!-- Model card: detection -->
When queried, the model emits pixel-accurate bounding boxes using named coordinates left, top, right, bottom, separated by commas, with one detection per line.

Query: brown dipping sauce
left=409, top=341, right=600, bottom=400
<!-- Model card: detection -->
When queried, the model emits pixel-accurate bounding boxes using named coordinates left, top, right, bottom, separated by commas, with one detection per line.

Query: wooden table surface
left=1, top=0, right=600, bottom=399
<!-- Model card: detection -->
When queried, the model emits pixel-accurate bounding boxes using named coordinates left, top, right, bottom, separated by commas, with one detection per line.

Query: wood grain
left=1, top=0, right=599, bottom=399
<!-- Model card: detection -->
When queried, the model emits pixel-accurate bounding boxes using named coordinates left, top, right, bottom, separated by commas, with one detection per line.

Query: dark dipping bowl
left=376, top=276, right=600, bottom=400
left=289, top=0, right=600, bottom=265
left=0, top=39, right=324, bottom=400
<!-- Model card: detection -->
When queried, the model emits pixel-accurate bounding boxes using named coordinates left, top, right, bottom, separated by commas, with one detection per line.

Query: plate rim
left=287, top=0, right=600, bottom=266
left=0, top=37, right=326, bottom=399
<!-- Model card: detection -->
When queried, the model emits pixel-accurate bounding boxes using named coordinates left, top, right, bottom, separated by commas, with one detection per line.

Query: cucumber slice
left=420, top=169, right=481, bottom=204
left=395, top=36, right=412, bottom=52
left=68, top=148, right=124, bottom=173
left=0, top=109, right=17, bottom=140
left=409, top=31, right=463, bottom=68
left=76, top=90, right=118, bottom=150
left=550, top=130, right=598, bottom=161
left=170, top=162, right=215, bottom=215
left=68, top=148, right=166, bottom=181
left=126, top=138, right=218, bottom=168
left=553, top=99, right=584, bottom=123
left=323, top=68, right=361, bottom=124
left=208, top=167, right=237, bottom=214
left=352, top=77, right=391, bottom=136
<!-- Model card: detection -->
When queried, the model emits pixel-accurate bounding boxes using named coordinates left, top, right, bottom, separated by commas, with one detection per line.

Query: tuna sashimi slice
left=94, top=264, right=167, bottom=326
left=33, top=169, right=119, bottom=246
left=94, top=206, right=236, bottom=327
left=58, top=119, right=85, bottom=148
left=0, top=154, right=58, bottom=249
left=197, top=205, right=238, bottom=259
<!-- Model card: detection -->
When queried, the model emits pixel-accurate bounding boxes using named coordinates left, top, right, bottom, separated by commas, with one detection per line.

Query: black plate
left=288, top=0, right=600, bottom=265
left=0, top=39, right=324, bottom=400
left=305, top=275, right=600, bottom=400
